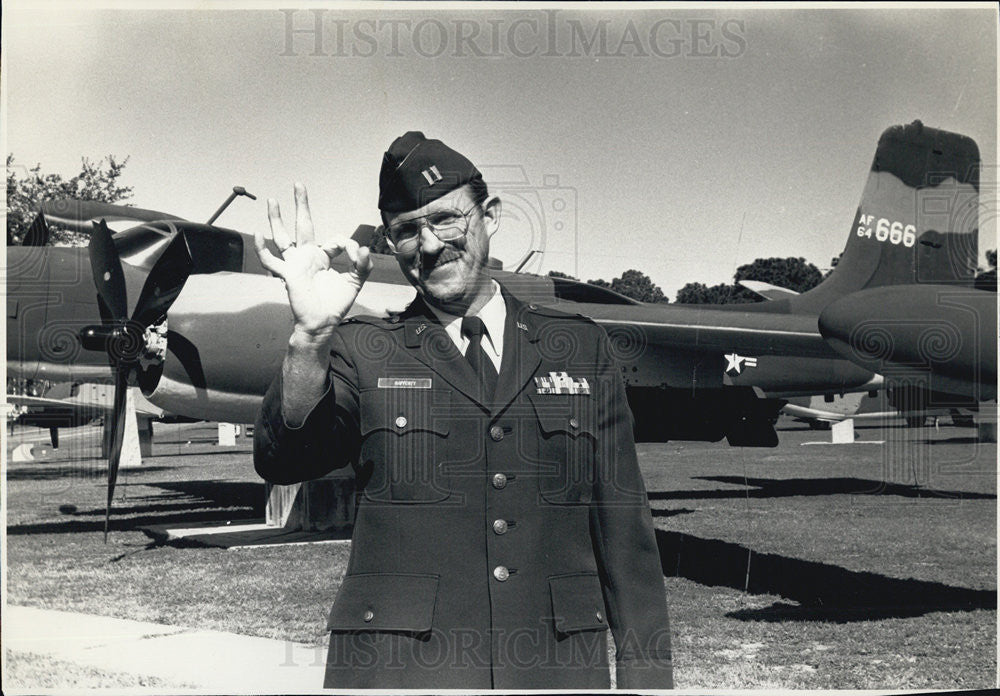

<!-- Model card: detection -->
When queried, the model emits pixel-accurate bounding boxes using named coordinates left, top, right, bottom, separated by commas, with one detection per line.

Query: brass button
left=493, top=566, right=509, bottom=581
left=492, top=473, right=508, bottom=489
left=395, top=416, right=407, bottom=429
left=363, top=610, right=374, bottom=622
left=493, top=519, right=508, bottom=535
left=569, top=417, right=579, bottom=429
left=490, top=425, right=504, bottom=442
left=596, top=610, right=604, bottom=622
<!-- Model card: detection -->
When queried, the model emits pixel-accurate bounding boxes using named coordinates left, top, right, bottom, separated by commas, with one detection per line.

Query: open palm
left=253, top=183, right=373, bottom=336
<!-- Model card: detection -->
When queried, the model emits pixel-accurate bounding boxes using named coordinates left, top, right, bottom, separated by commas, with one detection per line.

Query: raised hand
left=254, top=183, right=373, bottom=339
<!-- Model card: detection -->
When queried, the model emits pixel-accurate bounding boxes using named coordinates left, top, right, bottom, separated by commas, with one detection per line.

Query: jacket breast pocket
left=326, top=573, right=439, bottom=633
left=527, top=391, right=596, bottom=505
left=359, top=388, right=451, bottom=503
left=548, top=572, right=608, bottom=636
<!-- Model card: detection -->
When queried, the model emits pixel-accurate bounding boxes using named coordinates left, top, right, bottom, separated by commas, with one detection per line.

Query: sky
left=3, top=2, right=997, bottom=298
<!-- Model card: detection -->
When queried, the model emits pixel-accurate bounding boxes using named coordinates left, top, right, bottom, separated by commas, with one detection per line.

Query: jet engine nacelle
left=145, top=273, right=293, bottom=422
left=145, top=272, right=423, bottom=423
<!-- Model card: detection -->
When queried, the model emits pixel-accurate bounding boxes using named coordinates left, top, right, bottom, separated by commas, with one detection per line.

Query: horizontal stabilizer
left=738, top=279, right=800, bottom=300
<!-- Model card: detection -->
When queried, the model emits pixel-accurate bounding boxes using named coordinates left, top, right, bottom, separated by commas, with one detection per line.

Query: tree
left=734, top=256, right=823, bottom=293
left=547, top=270, right=578, bottom=280
left=675, top=256, right=825, bottom=304
left=586, top=278, right=611, bottom=289
left=6, top=154, right=133, bottom=246
left=608, top=269, right=667, bottom=303
left=823, top=253, right=842, bottom=279
left=674, top=281, right=757, bottom=305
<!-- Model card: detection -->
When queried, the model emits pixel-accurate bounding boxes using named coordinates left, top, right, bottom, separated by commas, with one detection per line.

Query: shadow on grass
left=650, top=507, right=696, bottom=519
left=6, top=465, right=173, bottom=481
left=920, top=437, right=989, bottom=446
left=776, top=423, right=913, bottom=432
left=6, top=480, right=264, bottom=535
left=149, top=480, right=265, bottom=508
left=656, top=530, right=996, bottom=622
left=647, top=476, right=995, bottom=501
left=145, top=449, right=253, bottom=460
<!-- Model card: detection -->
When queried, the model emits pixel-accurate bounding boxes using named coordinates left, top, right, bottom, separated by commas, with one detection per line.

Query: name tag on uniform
left=377, top=377, right=432, bottom=389
left=534, top=371, right=590, bottom=395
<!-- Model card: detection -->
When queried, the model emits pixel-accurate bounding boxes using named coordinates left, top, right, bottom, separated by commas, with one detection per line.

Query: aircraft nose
left=7, top=245, right=114, bottom=383
left=6, top=247, right=49, bottom=378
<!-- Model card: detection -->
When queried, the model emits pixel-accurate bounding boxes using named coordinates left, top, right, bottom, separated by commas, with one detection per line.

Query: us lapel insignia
left=516, top=322, right=528, bottom=332
left=415, top=323, right=427, bottom=335
left=534, top=371, right=590, bottom=395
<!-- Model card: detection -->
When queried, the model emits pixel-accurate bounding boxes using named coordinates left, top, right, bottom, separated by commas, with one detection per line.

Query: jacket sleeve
left=253, top=327, right=361, bottom=485
left=589, top=328, right=673, bottom=689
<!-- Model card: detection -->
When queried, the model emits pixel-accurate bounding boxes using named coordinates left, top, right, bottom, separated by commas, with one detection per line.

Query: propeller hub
left=79, top=323, right=146, bottom=364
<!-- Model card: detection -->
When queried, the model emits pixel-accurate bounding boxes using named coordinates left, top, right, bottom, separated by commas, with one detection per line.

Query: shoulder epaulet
left=524, top=302, right=592, bottom=324
left=340, top=313, right=404, bottom=328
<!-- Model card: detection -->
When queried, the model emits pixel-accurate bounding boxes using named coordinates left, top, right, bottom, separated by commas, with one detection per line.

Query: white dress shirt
left=425, top=281, right=506, bottom=373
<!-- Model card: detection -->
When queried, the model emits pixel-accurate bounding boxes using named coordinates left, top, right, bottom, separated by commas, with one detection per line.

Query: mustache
left=419, top=248, right=462, bottom=270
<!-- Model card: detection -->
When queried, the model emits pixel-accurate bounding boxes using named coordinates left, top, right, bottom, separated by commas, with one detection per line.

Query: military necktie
left=461, top=315, right=499, bottom=400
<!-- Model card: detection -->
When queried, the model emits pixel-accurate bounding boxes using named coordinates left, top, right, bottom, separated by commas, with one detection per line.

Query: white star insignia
left=724, top=353, right=757, bottom=375
left=724, top=352, right=744, bottom=374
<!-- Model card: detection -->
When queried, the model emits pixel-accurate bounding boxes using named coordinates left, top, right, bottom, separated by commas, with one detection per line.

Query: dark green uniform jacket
left=254, top=285, right=672, bottom=689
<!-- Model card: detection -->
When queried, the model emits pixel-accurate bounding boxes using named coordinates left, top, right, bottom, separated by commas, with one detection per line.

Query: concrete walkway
left=4, top=605, right=329, bottom=692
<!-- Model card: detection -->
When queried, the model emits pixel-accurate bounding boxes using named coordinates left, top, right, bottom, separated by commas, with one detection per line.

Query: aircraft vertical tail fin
left=792, top=121, right=980, bottom=314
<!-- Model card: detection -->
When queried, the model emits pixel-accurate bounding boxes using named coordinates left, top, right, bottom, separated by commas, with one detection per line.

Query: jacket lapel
left=396, top=285, right=543, bottom=414
left=493, top=287, right=542, bottom=414
left=401, top=297, right=486, bottom=409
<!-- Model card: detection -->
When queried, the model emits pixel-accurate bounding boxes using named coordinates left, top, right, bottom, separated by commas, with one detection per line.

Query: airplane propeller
left=40, top=200, right=184, bottom=233
left=80, top=220, right=193, bottom=542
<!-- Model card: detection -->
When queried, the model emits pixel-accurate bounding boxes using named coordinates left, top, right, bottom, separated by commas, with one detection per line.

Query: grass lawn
left=4, top=418, right=996, bottom=688
left=4, top=651, right=195, bottom=690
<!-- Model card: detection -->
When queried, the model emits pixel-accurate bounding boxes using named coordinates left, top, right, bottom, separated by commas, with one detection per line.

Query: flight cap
left=378, top=131, right=482, bottom=213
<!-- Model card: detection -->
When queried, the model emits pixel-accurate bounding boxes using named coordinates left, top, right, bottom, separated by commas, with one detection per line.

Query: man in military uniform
left=253, top=132, right=672, bottom=689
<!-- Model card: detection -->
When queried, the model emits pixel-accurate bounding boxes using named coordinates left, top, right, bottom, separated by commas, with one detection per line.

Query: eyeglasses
left=384, top=203, right=480, bottom=255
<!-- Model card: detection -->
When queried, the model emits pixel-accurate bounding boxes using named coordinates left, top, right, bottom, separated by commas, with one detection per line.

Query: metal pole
left=207, top=186, right=257, bottom=225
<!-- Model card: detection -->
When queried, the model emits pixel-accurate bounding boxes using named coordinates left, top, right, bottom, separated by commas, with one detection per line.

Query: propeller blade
left=88, top=220, right=129, bottom=322
left=104, top=369, right=130, bottom=543
left=132, top=231, right=194, bottom=327
left=165, top=330, right=208, bottom=389
left=41, top=200, right=184, bottom=232
left=23, top=213, right=51, bottom=246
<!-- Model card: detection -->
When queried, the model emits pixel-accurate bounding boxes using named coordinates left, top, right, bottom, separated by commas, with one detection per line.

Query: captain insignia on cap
left=379, top=131, right=482, bottom=213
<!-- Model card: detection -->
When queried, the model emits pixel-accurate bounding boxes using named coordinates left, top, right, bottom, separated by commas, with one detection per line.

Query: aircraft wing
left=582, top=303, right=834, bottom=359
